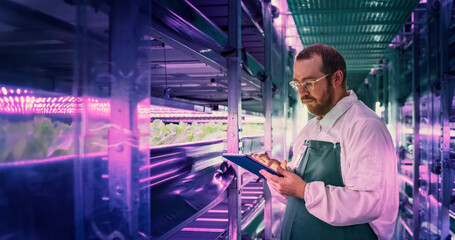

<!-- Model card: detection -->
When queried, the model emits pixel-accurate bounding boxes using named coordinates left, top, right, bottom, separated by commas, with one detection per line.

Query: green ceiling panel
left=287, top=0, right=421, bottom=91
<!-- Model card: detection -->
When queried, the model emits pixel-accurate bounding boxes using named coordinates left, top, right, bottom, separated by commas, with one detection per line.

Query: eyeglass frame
left=289, top=73, right=334, bottom=92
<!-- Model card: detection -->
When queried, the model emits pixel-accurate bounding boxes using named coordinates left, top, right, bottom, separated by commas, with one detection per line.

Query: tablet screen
left=222, top=153, right=283, bottom=179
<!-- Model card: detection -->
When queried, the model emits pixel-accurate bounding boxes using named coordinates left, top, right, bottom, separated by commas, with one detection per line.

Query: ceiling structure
left=287, top=0, right=421, bottom=91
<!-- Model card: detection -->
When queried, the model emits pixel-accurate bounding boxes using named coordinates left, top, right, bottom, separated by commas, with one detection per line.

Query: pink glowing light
left=0, top=85, right=261, bottom=122
left=195, top=218, right=228, bottom=222
left=181, top=228, right=225, bottom=233
left=140, top=157, right=181, bottom=170
left=208, top=209, right=228, bottom=213
left=139, top=168, right=180, bottom=183
left=241, top=196, right=260, bottom=200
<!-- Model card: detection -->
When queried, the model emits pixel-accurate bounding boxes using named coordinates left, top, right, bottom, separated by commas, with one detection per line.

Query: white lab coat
left=275, top=90, right=399, bottom=240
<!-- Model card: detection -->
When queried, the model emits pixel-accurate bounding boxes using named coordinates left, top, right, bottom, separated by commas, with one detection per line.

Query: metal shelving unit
left=0, top=0, right=292, bottom=240
left=387, top=1, right=455, bottom=239
left=142, top=0, right=293, bottom=239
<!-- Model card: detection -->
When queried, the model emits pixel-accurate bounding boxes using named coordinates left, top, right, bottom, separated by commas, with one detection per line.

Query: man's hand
left=259, top=166, right=307, bottom=199
left=252, top=153, right=286, bottom=171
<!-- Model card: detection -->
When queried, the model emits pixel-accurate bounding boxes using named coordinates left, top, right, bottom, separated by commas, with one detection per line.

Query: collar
left=317, top=90, right=357, bottom=134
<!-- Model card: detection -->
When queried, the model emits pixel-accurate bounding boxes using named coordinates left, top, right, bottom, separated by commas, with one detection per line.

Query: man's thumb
left=280, top=160, right=287, bottom=170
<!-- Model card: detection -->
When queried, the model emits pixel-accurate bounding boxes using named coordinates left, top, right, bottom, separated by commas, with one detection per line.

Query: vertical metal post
left=74, top=2, right=87, bottom=239
left=383, top=68, right=389, bottom=123
left=411, top=10, right=421, bottom=240
left=108, top=0, right=147, bottom=238
left=227, top=0, right=242, bottom=239
left=281, top=15, right=289, bottom=161
left=262, top=1, right=273, bottom=239
left=439, top=0, right=453, bottom=238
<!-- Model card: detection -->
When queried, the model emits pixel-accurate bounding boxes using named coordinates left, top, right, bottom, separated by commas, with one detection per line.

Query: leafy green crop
left=150, top=119, right=264, bottom=146
left=0, top=116, right=109, bottom=162
left=0, top=116, right=265, bottom=161
left=0, top=116, right=75, bottom=162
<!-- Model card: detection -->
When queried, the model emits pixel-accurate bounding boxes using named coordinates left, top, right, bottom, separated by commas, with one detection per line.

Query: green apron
left=280, top=140, right=377, bottom=240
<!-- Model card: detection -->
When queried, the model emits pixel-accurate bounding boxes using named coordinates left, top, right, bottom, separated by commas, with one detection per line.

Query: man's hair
left=296, top=44, right=347, bottom=88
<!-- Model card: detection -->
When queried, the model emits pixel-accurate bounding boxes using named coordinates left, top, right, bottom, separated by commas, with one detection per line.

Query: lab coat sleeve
left=304, top=119, right=393, bottom=226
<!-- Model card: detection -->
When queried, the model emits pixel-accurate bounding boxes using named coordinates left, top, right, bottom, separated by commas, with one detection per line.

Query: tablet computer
left=222, top=153, right=283, bottom=179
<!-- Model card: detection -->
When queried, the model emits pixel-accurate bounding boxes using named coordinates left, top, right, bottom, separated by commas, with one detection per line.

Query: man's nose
left=298, top=87, right=309, bottom=96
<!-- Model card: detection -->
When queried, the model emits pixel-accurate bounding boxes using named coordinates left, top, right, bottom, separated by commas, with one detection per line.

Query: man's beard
left=302, top=83, right=335, bottom=117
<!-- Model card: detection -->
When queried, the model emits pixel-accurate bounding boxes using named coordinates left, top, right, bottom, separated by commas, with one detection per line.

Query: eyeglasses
left=289, top=73, right=332, bottom=92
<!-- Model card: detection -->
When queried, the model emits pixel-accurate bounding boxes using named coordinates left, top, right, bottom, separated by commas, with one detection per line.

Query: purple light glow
left=208, top=209, right=228, bottom=213
left=242, top=186, right=263, bottom=190
left=400, top=174, right=413, bottom=186
left=181, top=228, right=225, bottom=233
left=150, top=106, right=265, bottom=124
left=195, top=218, right=228, bottom=222
left=140, top=174, right=181, bottom=189
left=149, top=152, right=180, bottom=161
left=241, top=196, right=261, bottom=200
left=0, top=85, right=264, bottom=124
left=139, top=168, right=180, bottom=183
left=150, top=105, right=210, bottom=118
left=0, top=152, right=106, bottom=168
left=242, top=191, right=263, bottom=194
left=139, top=157, right=182, bottom=171
left=0, top=86, right=111, bottom=117
left=400, top=218, right=413, bottom=237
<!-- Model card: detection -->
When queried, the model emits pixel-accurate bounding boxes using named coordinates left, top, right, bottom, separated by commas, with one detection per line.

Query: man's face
left=292, top=55, right=335, bottom=117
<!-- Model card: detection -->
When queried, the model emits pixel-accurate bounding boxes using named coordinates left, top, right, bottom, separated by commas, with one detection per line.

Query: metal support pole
left=262, top=1, right=273, bottom=239
left=411, top=10, right=421, bottom=240
left=227, top=0, right=242, bottom=239
left=281, top=15, right=289, bottom=162
left=439, top=0, right=453, bottom=238
left=107, top=1, right=151, bottom=239
left=383, top=68, right=389, bottom=123
left=262, top=1, right=273, bottom=159
left=74, top=3, right=87, bottom=239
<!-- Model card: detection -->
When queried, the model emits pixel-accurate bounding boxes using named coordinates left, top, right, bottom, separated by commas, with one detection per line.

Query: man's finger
left=275, top=165, right=293, bottom=178
left=260, top=169, right=282, bottom=182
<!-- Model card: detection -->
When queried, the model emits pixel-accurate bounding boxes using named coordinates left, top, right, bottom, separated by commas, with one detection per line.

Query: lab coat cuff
left=303, top=182, right=312, bottom=202
left=303, top=181, right=325, bottom=206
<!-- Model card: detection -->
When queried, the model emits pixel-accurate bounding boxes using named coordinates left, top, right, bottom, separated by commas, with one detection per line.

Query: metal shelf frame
left=389, top=0, right=455, bottom=239
left=0, top=0, right=292, bottom=239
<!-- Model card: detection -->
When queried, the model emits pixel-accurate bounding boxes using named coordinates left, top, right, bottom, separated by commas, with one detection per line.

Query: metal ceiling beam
left=338, top=50, right=388, bottom=54
left=294, top=21, right=406, bottom=27
left=336, top=47, right=388, bottom=51
left=346, top=65, right=379, bottom=68
left=346, top=59, right=385, bottom=62
left=299, top=32, right=398, bottom=37
left=287, top=8, right=413, bottom=14
left=344, top=55, right=386, bottom=59
left=302, top=41, right=392, bottom=45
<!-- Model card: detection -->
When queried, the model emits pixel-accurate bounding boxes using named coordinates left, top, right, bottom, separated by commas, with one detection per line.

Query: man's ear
left=333, top=70, right=343, bottom=87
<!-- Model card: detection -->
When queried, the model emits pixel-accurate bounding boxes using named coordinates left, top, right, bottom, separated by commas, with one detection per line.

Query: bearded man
left=254, top=44, right=398, bottom=240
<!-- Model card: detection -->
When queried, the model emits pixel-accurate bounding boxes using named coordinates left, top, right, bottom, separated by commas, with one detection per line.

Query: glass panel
left=0, top=0, right=151, bottom=239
